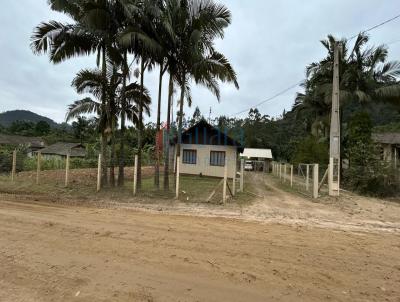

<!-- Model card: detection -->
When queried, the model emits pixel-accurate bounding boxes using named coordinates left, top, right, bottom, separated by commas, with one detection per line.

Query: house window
left=210, top=151, right=226, bottom=166
left=182, top=149, right=197, bottom=164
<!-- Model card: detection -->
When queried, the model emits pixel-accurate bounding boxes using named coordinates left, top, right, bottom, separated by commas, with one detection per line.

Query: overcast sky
left=0, top=0, right=399, bottom=124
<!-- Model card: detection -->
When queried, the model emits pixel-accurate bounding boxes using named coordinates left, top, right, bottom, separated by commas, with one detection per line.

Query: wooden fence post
left=240, top=158, right=244, bottom=192
left=306, top=164, right=310, bottom=191
left=133, top=155, right=138, bottom=195
left=36, top=152, right=41, bottom=185
left=65, top=153, right=70, bottom=187
left=222, top=157, right=228, bottom=203
left=175, top=156, right=180, bottom=199
left=290, top=165, right=293, bottom=187
left=313, top=164, right=319, bottom=199
left=97, top=154, right=102, bottom=192
left=11, top=150, right=16, bottom=182
left=279, top=163, right=282, bottom=180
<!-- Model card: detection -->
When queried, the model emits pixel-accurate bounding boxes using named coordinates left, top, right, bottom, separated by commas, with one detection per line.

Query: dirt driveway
left=1, top=193, right=400, bottom=302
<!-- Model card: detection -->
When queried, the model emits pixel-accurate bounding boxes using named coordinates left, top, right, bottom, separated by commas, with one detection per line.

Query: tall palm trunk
left=155, top=62, right=164, bottom=188
left=137, top=58, right=145, bottom=190
left=101, top=46, right=108, bottom=186
left=118, top=51, right=128, bottom=187
left=177, top=74, right=186, bottom=158
left=164, top=73, right=173, bottom=190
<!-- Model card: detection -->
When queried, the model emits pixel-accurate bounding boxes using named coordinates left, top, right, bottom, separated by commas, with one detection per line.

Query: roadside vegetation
left=0, top=2, right=399, bottom=198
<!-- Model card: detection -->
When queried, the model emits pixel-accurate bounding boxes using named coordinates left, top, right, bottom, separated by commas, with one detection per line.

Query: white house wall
left=178, top=144, right=237, bottom=178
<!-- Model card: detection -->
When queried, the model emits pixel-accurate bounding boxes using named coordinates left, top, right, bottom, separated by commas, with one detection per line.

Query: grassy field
left=0, top=168, right=254, bottom=205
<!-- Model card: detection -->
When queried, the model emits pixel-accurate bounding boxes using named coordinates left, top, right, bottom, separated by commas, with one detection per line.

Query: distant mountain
left=0, top=110, right=59, bottom=128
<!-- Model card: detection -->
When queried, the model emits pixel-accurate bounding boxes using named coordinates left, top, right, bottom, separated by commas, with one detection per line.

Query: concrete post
left=329, top=42, right=342, bottom=197
left=36, top=152, right=41, bottom=185
left=232, top=158, right=236, bottom=196
left=133, top=155, right=138, bottom=195
left=11, top=150, right=16, bottom=182
left=283, top=164, right=287, bottom=183
left=290, top=165, right=293, bottom=187
left=240, top=158, right=244, bottom=192
left=175, top=156, right=180, bottom=199
left=313, top=164, right=319, bottom=199
left=306, top=164, right=310, bottom=191
left=222, top=158, right=228, bottom=203
left=97, top=154, right=102, bottom=192
left=65, top=153, right=70, bottom=187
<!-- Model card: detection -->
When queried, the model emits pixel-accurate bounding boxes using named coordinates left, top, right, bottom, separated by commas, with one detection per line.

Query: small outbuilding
left=0, top=134, right=45, bottom=156
left=241, top=148, right=273, bottom=172
left=38, top=142, right=86, bottom=160
left=170, top=120, right=243, bottom=178
left=372, top=132, right=400, bottom=167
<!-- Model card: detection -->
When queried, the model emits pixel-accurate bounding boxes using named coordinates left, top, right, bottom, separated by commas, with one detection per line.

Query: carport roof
left=241, top=148, right=273, bottom=159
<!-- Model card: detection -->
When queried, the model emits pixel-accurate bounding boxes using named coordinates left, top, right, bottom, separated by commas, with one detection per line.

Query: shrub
left=291, top=136, right=329, bottom=166
left=0, top=150, right=12, bottom=174
left=343, top=112, right=399, bottom=197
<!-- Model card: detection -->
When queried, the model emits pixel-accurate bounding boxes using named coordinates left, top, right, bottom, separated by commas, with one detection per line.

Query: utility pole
left=328, top=42, right=342, bottom=197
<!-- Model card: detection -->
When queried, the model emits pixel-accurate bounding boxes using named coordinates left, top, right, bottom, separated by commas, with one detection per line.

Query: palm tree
left=173, top=0, right=239, bottom=159
left=152, top=0, right=175, bottom=189
left=153, top=0, right=238, bottom=190
left=31, top=0, right=140, bottom=186
left=295, top=33, right=400, bottom=138
left=31, top=0, right=105, bottom=185
left=119, top=0, right=162, bottom=190
left=66, top=68, right=151, bottom=186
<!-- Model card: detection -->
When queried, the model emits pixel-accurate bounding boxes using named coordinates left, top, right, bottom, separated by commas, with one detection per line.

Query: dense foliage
left=343, top=112, right=399, bottom=196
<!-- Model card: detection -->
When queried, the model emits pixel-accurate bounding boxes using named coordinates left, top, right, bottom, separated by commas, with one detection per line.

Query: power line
left=230, top=81, right=303, bottom=117
left=387, top=38, right=400, bottom=46
left=348, top=13, right=400, bottom=41
left=228, top=13, right=400, bottom=118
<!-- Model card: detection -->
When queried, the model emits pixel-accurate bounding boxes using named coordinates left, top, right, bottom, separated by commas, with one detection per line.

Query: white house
left=170, top=120, right=243, bottom=178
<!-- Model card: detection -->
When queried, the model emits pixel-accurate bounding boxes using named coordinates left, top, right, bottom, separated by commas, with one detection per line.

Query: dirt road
left=1, top=197, right=400, bottom=302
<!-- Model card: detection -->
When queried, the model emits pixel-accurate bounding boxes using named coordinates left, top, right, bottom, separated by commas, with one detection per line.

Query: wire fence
left=0, top=149, right=249, bottom=204
left=271, top=161, right=400, bottom=198
left=271, top=162, right=322, bottom=198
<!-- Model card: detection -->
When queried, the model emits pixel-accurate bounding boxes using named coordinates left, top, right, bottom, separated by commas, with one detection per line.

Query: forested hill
left=0, top=110, right=59, bottom=128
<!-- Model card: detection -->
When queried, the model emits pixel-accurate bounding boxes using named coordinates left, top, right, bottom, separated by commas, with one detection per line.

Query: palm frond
left=66, top=97, right=100, bottom=122
left=72, top=69, right=104, bottom=98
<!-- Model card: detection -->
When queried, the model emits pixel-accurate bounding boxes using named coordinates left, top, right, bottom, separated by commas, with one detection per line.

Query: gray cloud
left=0, top=0, right=399, bottom=123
